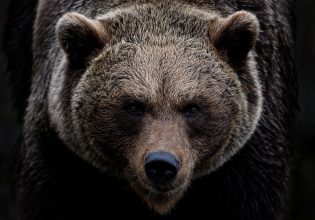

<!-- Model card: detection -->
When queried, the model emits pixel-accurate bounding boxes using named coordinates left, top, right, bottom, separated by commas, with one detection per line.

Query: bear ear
left=57, top=12, right=110, bottom=69
left=209, top=11, right=259, bottom=65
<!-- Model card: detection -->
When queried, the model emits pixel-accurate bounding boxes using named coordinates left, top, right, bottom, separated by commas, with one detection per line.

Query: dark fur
left=3, top=0, right=297, bottom=219
left=3, top=0, right=38, bottom=120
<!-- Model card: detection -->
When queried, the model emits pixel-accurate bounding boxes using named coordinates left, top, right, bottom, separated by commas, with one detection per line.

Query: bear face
left=49, top=3, right=262, bottom=214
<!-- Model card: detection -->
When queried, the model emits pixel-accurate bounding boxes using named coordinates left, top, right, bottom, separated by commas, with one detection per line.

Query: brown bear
left=3, top=0, right=297, bottom=219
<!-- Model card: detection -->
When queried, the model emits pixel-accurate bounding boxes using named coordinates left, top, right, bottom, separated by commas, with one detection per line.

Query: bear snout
left=144, top=151, right=179, bottom=189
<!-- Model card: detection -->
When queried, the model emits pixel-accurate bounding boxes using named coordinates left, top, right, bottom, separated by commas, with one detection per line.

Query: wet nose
left=145, top=151, right=179, bottom=185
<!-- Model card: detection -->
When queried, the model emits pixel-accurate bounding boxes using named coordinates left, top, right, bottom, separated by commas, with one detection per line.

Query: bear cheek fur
left=70, top=70, right=137, bottom=177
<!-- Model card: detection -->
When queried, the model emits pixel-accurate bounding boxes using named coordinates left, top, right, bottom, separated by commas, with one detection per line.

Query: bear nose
left=145, top=151, right=179, bottom=186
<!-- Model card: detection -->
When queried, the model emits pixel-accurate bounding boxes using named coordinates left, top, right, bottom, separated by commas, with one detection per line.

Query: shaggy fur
left=3, top=0, right=297, bottom=219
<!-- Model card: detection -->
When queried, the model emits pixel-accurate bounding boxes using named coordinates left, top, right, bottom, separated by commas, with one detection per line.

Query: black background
left=0, top=0, right=314, bottom=219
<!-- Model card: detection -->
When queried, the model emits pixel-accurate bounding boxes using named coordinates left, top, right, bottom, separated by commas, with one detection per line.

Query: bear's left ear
left=209, top=11, right=259, bottom=65
left=57, top=12, right=111, bottom=69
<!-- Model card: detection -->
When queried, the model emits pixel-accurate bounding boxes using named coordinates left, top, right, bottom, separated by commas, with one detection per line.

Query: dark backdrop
left=0, top=0, right=314, bottom=219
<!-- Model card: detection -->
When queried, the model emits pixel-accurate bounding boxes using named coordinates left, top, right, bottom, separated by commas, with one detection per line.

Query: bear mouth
left=137, top=176, right=185, bottom=195
left=132, top=182, right=186, bottom=215
left=137, top=181, right=175, bottom=195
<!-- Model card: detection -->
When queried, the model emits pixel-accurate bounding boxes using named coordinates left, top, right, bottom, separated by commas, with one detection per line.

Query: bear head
left=49, top=3, right=262, bottom=214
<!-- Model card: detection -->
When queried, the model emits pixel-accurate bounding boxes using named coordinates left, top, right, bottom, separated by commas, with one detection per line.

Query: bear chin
left=131, top=183, right=186, bottom=215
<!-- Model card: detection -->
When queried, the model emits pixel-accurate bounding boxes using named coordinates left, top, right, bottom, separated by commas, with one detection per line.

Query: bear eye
left=181, top=104, right=201, bottom=118
left=123, top=101, right=146, bottom=117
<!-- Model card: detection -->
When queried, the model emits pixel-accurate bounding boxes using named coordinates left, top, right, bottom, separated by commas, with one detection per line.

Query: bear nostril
left=145, top=151, right=179, bottom=186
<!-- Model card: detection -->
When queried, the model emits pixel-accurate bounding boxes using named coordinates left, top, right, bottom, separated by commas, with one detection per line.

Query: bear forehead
left=81, top=42, right=239, bottom=107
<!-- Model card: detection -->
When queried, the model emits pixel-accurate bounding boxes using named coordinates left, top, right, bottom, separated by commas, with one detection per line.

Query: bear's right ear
left=57, top=12, right=110, bottom=69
